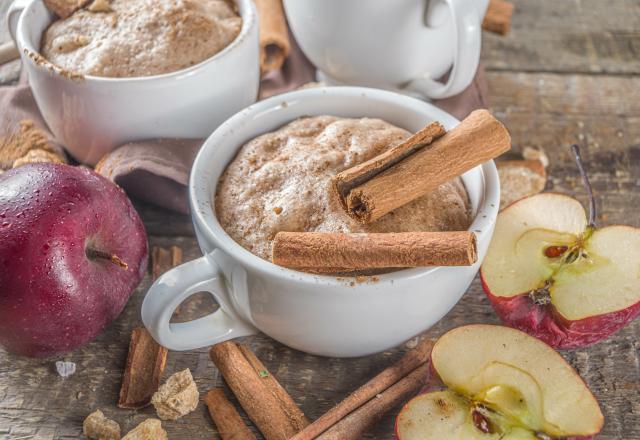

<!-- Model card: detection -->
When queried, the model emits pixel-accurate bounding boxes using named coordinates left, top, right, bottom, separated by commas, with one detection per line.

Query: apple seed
left=471, top=406, right=495, bottom=434
left=543, top=245, right=568, bottom=258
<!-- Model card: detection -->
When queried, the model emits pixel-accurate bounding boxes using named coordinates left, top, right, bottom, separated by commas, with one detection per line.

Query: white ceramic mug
left=283, top=0, right=489, bottom=99
left=7, top=0, right=260, bottom=165
left=142, top=86, right=500, bottom=358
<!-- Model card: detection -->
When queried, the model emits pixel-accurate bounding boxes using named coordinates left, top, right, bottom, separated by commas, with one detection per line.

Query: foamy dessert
left=41, top=0, right=242, bottom=78
left=215, top=116, right=473, bottom=261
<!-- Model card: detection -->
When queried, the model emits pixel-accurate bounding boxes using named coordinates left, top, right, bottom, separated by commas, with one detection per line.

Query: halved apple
left=480, top=192, right=640, bottom=348
left=395, top=325, right=603, bottom=439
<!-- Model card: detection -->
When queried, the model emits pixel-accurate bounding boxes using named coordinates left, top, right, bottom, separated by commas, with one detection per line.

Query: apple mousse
left=215, top=116, right=473, bottom=268
left=41, top=0, right=242, bottom=78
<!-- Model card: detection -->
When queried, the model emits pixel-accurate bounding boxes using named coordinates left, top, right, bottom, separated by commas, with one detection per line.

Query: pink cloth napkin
left=0, top=37, right=489, bottom=214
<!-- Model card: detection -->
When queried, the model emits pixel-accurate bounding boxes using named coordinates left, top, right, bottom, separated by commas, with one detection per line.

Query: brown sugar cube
left=121, top=419, right=167, bottom=440
left=497, top=159, right=547, bottom=209
left=43, top=0, right=90, bottom=18
left=151, top=368, right=199, bottom=420
left=83, top=409, right=121, bottom=440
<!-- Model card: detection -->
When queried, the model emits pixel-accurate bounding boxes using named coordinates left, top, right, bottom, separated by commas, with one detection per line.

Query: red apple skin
left=481, top=274, right=640, bottom=349
left=0, top=163, right=148, bottom=357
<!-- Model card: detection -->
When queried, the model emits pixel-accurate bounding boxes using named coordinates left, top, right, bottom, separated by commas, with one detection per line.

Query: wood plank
left=482, top=0, right=640, bottom=75
left=487, top=71, right=640, bottom=228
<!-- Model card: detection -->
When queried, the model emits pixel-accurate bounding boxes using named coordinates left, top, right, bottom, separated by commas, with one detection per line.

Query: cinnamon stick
left=333, top=121, right=447, bottom=215
left=254, top=0, right=291, bottom=73
left=237, top=345, right=309, bottom=432
left=291, top=338, right=434, bottom=440
left=151, top=245, right=183, bottom=279
left=117, top=246, right=181, bottom=409
left=333, top=109, right=511, bottom=224
left=317, top=362, right=431, bottom=440
left=209, top=342, right=308, bottom=440
left=482, top=0, right=515, bottom=35
left=272, top=231, right=477, bottom=271
left=204, top=388, right=257, bottom=440
left=117, top=327, right=168, bottom=409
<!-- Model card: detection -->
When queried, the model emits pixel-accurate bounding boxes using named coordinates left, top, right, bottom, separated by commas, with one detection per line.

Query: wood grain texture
left=482, top=0, right=640, bottom=75
left=1, top=1, right=640, bottom=439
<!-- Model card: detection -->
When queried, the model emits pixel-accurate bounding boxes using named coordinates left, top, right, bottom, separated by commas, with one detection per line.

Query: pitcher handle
left=141, top=251, right=257, bottom=351
left=407, top=0, right=483, bottom=99
left=7, top=0, right=30, bottom=44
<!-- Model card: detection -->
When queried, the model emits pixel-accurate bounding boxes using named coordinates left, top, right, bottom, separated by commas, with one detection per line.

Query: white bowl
left=7, top=0, right=260, bottom=165
left=142, top=86, right=500, bottom=357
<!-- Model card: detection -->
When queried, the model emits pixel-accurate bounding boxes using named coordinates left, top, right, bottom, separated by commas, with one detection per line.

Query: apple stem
left=86, top=247, right=129, bottom=270
left=570, top=144, right=596, bottom=228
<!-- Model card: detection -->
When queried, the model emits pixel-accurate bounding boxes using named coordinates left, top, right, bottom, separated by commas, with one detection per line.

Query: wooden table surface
left=1, top=1, right=640, bottom=439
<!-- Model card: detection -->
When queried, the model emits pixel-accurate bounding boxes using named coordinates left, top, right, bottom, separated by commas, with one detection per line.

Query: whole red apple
left=0, top=163, right=148, bottom=357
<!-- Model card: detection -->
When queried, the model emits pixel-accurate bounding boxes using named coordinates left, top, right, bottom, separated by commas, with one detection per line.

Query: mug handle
left=7, top=0, right=30, bottom=44
left=406, top=0, right=482, bottom=99
left=141, top=251, right=257, bottom=351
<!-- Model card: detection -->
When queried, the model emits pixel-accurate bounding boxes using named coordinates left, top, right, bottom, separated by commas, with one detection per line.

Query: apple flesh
left=395, top=325, right=603, bottom=440
left=0, top=163, right=148, bottom=357
left=481, top=193, right=640, bottom=348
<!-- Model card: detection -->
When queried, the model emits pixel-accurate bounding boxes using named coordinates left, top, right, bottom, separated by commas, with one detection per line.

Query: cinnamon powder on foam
left=41, top=0, right=242, bottom=78
left=215, top=116, right=473, bottom=261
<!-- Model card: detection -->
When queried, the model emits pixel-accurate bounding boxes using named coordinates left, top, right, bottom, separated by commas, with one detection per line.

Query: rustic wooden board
left=2, top=1, right=640, bottom=439
left=482, top=0, right=640, bottom=75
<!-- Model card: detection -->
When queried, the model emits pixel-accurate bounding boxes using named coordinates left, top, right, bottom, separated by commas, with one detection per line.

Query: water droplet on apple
left=1, top=222, right=10, bottom=228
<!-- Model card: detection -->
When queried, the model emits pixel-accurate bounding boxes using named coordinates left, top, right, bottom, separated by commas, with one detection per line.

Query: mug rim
left=15, top=0, right=256, bottom=83
left=190, top=86, right=501, bottom=286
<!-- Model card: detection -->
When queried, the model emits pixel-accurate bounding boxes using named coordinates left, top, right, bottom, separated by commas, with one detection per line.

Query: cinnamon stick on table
left=204, top=388, right=257, bottom=440
left=117, top=246, right=181, bottom=409
left=272, top=231, right=477, bottom=271
left=254, top=0, right=291, bottom=73
left=318, top=362, right=431, bottom=440
left=333, top=109, right=511, bottom=224
left=291, top=338, right=434, bottom=440
left=209, top=341, right=309, bottom=440
left=482, top=0, right=515, bottom=36
left=117, top=327, right=168, bottom=409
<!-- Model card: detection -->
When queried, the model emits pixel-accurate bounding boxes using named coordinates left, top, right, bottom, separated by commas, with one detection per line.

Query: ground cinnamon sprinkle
left=0, top=120, right=65, bottom=170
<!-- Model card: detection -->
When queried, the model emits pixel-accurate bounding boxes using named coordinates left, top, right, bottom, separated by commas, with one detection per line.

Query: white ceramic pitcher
left=284, top=0, right=489, bottom=99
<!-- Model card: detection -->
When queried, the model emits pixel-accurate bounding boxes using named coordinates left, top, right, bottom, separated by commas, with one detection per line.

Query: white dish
left=7, top=0, right=260, bottom=165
